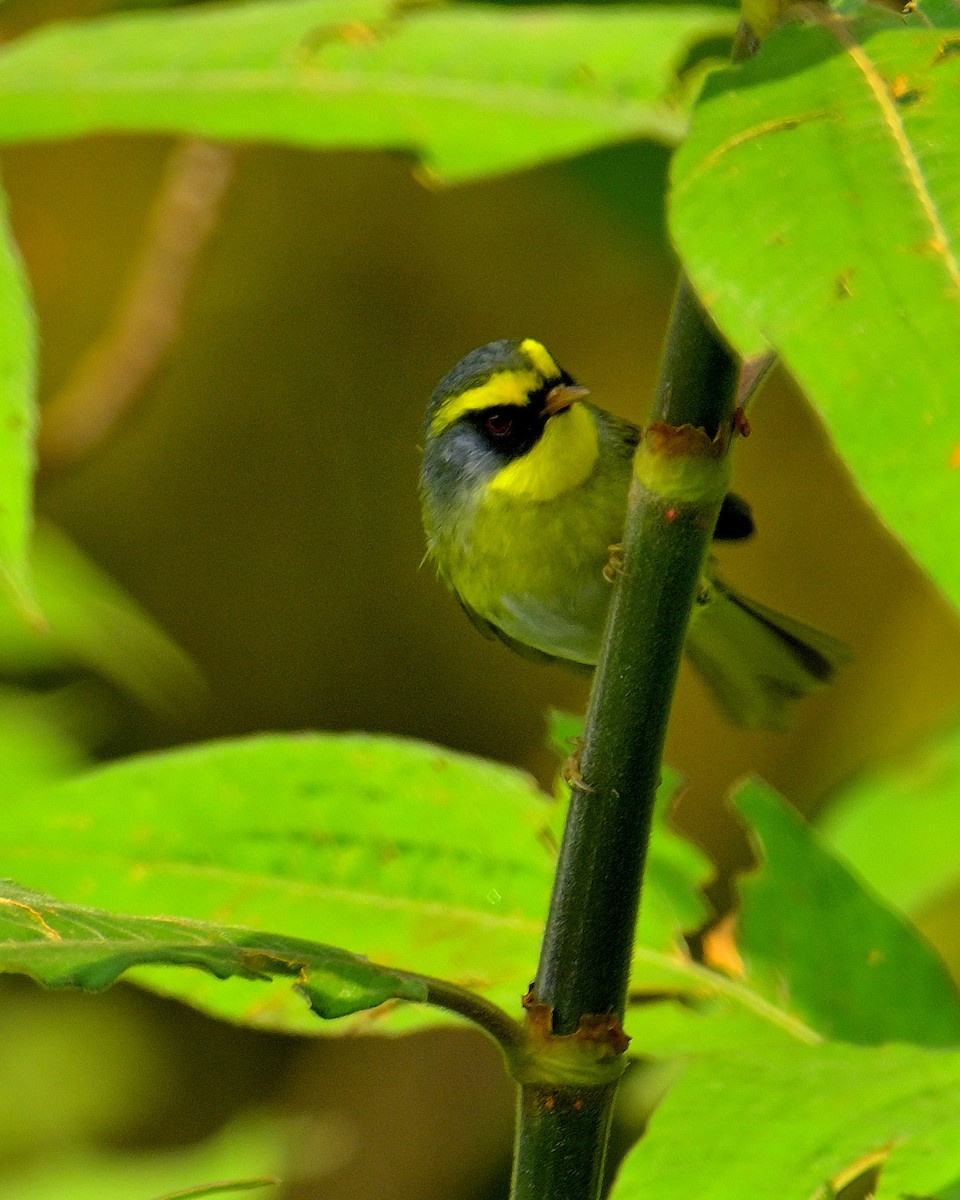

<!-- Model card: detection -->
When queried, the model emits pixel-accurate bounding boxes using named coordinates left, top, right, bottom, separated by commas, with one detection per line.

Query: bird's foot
left=603, top=543, right=625, bottom=583
left=562, top=748, right=595, bottom=794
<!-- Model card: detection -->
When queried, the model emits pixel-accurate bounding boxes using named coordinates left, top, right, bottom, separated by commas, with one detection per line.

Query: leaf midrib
left=1, top=67, right=684, bottom=127
left=4, top=845, right=546, bottom=932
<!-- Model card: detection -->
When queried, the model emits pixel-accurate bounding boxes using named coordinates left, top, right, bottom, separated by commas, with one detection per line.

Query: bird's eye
left=484, top=411, right=514, bottom=438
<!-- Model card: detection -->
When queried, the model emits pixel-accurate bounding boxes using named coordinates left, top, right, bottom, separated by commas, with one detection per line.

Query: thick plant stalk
left=509, top=279, right=740, bottom=1200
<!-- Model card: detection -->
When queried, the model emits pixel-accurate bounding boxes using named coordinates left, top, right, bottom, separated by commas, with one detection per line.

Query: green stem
left=416, top=973, right=526, bottom=1057
left=510, top=279, right=739, bottom=1199
left=652, top=275, right=739, bottom=432
left=537, top=279, right=738, bottom=1035
left=510, top=1081, right=618, bottom=1200
left=535, top=491, right=712, bottom=1031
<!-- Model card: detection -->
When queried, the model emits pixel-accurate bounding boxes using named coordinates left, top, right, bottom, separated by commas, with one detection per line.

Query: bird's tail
left=685, top=573, right=850, bottom=731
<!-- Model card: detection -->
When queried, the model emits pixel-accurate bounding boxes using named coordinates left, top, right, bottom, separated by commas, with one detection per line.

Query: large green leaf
left=0, top=0, right=736, bottom=181
left=0, top=879, right=425, bottom=1019
left=2, top=734, right=709, bottom=1033
left=2, top=734, right=559, bottom=1031
left=0, top=521, right=205, bottom=717
left=818, top=722, right=960, bottom=916
left=734, top=779, right=960, bottom=1046
left=0, top=176, right=37, bottom=619
left=670, top=5, right=960, bottom=607
left=614, top=1002, right=960, bottom=1200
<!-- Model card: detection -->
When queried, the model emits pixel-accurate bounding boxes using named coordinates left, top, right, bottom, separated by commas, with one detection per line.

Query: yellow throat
left=489, top=401, right=599, bottom=501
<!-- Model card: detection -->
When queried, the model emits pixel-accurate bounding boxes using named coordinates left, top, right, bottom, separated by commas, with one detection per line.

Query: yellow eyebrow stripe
left=430, top=369, right=541, bottom=435
left=519, top=338, right=560, bottom=380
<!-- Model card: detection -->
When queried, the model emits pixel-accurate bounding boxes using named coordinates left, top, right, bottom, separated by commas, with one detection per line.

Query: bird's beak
left=543, top=383, right=590, bottom=417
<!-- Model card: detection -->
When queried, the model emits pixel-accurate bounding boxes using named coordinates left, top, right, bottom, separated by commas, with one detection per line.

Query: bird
left=419, top=337, right=848, bottom=730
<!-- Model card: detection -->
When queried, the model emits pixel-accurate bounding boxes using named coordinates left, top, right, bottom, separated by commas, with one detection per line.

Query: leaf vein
left=831, top=17, right=960, bottom=294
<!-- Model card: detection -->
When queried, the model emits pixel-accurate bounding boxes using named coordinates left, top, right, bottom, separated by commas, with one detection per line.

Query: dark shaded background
left=3, top=97, right=960, bottom=1200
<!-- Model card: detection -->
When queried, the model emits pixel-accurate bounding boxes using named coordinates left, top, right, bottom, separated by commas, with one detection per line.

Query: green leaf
left=2, top=738, right=846, bottom=1045
left=614, top=1004, right=960, bottom=1200
left=0, top=683, right=94, bottom=794
left=0, top=879, right=425, bottom=1019
left=0, top=175, right=38, bottom=620
left=4, top=733, right=705, bottom=1033
left=670, top=9, right=960, bottom=607
left=0, top=520, right=206, bottom=717
left=819, top=721, right=960, bottom=916
left=733, top=778, right=960, bottom=1046
left=637, top=768, right=714, bottom=948
left=5, top=734, right=556, bottom=1032
left=4, top=1109, right=286, bottom=1200
left=0, top=0, right=736, bottom=181
left=917, top=0, right=960, bottom=25
left=546, top=708, right=584, bottom=759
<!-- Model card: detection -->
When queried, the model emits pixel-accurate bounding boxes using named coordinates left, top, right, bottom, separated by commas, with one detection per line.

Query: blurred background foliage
left=2, top=0, right=960, bottom=1194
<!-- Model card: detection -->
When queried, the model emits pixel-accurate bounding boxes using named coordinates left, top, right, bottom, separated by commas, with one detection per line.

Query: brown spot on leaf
left=916, top=236, right=948, bottom=258
left=338, top=20, right=381, bottom=45
left=702, top=913, right=745, bottom=977
left=888, top=74, right=923, bottom=106
left=933, top=37, right=960, bottom=65
left=949, top=444, right=960, bottom=470
left=297, top=17, right=389, bottom=58
left=537, top=825, right=559, bottom=857
left=0, top=897, right=61, bottom=939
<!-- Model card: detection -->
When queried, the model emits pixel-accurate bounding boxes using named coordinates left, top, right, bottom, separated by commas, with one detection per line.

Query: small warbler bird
left=419, top=338, right=848, bottom=730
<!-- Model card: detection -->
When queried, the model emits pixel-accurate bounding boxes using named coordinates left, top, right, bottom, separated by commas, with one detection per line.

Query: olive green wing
left=453, top=593, right=593, bottom=675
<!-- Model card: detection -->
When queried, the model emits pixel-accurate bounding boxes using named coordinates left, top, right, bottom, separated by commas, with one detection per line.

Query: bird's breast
left=450, top=469, right=628, bottom=665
